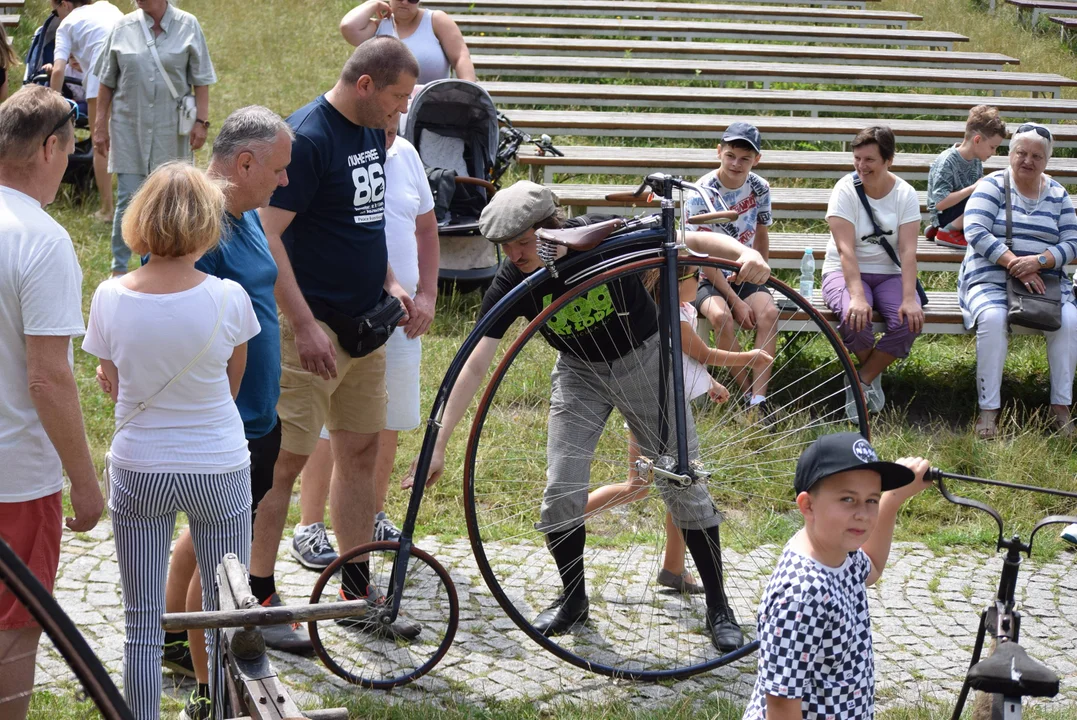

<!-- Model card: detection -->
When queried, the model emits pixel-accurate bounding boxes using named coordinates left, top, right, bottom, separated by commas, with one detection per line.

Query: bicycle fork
left=951, top=538, right=1025, bottom=720
left=656, top=185, right=691, bottom=475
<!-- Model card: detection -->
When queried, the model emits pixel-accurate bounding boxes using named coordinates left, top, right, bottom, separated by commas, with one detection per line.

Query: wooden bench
left=465, top=36, right=1018, bottom=69
left=549, top=183, right=930, bottom=220
left=427, top=0, right=921, bottom=27
left=764, top=290, right=967, bottom=334
left=484, top=81, right=1077, bottom=120
left=516, top=146, right=1077, bottom=183
left=1, top=14, right=18, bottom=27
left=472, top=55, right=1074, bottom=97
left=451, top=15, right=967, bottom=49
left=1050, top=14, right=1077, bottom=43
left=1007, top=0, right=1077, bottom=25
left=502, top=109, right=1077, bottom=148
left=767, top=234, right=963, bottom=272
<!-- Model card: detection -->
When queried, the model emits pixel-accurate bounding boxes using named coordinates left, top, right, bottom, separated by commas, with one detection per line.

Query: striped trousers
left=109, top=465, right=252, bottom=720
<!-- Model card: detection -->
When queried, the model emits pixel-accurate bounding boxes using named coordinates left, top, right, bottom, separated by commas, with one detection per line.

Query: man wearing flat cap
left=406, top=181, right=771, bottom=651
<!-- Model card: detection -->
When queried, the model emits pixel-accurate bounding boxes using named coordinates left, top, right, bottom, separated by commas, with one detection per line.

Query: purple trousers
left=821, top=271, right=921, bottom=359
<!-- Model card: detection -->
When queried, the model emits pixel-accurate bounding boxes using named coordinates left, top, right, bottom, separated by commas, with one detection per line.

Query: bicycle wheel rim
left=0, top=537, right=133, bottom=719
left=464, top=256, right=868, bottom=681
left=308, top=541, right=459, bottom=690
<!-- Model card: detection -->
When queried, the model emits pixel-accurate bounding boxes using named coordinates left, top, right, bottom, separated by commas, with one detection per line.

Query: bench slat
left=550, top=184, right=930, bottom=220
left=516, top=146, right=1077, bottom=182
left=427, top=0, right=920, bottom=26
left=503, top=110, right=1077, bottom=147
left=767, top=234, right=962, bottom=272
left=452, top=15, right=966, bottom=48
left=485, top=81, right=1077, bottom=120
left=465, top=36, right=1017, bottom=68
left=472, top=55, right=1073, bottom=95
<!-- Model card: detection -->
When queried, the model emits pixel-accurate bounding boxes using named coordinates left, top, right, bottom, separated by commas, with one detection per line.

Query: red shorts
left=0, top=492, right=62, bottom=631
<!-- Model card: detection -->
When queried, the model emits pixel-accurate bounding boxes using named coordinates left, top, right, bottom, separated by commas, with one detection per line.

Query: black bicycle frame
left=926, top=469, right=1077, bottom=720
left=384, top=223, right=674, bottom=615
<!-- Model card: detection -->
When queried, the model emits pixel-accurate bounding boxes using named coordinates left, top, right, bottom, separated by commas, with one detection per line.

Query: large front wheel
left=464, top=257, right=868, bottom=680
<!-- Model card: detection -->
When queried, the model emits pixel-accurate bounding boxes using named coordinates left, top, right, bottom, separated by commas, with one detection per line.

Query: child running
left=585, top=266, right=772, bottom=595
left=743, top=432, right=931, bottom=719
left=926, top=105, right=1006, bottom=250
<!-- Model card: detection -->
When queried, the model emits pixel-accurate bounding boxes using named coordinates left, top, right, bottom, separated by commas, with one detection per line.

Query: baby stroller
left=404, top=79, right=504, bottom=292
left=23, top=10, right=95, bottom=195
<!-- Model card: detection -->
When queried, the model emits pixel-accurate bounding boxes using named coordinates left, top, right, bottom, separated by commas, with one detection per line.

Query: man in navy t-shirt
left=254, top=38, right=423, bottom=641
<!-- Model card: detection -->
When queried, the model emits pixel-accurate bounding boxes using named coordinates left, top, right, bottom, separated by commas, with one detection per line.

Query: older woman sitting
left=959, top=123, right=1077, bottom=439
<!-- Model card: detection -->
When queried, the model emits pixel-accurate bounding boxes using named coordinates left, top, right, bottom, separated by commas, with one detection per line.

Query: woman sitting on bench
left=958, top=123, right=1077, bottom=439
left=820, top=125, right=924, bottom=423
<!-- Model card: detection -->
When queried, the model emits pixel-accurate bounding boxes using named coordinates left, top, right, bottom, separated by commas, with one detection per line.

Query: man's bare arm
left=26, top=335, right=103, bottom=532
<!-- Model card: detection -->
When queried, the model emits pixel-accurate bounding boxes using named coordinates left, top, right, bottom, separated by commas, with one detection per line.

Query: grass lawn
left=9, top=0, right=1077, bottom=717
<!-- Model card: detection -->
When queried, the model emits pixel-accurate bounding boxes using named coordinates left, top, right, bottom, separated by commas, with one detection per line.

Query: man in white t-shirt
left=0, top=85, right=104, bottom=720
left=49, top=0, right=123, bottom=223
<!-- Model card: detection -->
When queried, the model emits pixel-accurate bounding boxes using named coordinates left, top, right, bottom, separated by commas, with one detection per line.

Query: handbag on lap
left=1003, top=171, right=1063, bottom=332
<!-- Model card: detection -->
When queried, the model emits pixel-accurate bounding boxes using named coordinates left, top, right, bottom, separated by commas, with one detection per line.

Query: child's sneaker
left=178, top=689, right=211, bottom=720
left=161, top=638, right=195, bottom=678
left=290, top=522, right=338, bottom=570
left=934, top=228, right=967, bottom=249
left=373, top=511, right=402, bottom=543
left=925, top=225, right=938, bottom=241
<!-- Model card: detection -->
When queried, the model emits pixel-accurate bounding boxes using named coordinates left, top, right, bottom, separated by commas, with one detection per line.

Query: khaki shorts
left=277, top=316, right=387, bottom=456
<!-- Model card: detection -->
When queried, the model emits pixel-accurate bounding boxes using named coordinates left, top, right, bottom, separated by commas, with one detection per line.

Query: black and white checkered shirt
left=742, top=544, right=875, bottom=720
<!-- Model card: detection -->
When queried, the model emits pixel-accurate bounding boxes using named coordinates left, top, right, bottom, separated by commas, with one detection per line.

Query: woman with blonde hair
left=82, top=161, right=260, bottom=719
left=0, top=23, right=18, bottom=102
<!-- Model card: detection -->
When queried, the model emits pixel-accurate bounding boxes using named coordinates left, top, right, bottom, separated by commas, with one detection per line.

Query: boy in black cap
left=742, top=432, right=931, bottom=720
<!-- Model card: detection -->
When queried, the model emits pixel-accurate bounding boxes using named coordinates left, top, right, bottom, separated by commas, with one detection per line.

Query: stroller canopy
left=404, top=79, right=499, bottom=182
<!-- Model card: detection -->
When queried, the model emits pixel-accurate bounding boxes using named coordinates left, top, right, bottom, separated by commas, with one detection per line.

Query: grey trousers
left=538, top=332, right=722, bottom=533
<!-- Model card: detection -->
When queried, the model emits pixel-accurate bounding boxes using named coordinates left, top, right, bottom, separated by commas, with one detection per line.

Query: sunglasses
left=397, top=0, right=421, bottom=4
left=678, top=270, right=700, bottom=282
left=42, top=98, right=81, bottom=147
left=1016, top=123, right=1052, bottom=142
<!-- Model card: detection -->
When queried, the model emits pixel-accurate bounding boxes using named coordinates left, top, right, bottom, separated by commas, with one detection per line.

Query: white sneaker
left=865, top=374, right=885, bottom=413
left=1061, top=524, right=1077, bottom=546
left=844, top=380, right=867, bottom=424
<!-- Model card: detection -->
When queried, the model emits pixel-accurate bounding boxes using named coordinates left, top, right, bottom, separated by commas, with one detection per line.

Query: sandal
left=656, top=568, right=705, bottom=595
left=1051, top=407, right=1074, bottom=438
left=975, top=409, right=999, bottom=440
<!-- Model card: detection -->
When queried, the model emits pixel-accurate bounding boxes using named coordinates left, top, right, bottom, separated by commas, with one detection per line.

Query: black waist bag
left=308, top=293, right=406, bottom=359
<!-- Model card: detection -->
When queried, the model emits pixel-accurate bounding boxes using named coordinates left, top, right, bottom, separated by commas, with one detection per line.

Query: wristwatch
left=1037, top=254, right=1048, bottom=267
left=194, top=119, right=210, bottom=129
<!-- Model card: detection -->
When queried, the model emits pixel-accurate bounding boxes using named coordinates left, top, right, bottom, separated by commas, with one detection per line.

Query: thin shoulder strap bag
left=1003, top=170, right=1062, bottom=332
left=101, top=286, right=230, bottom=502
left=137, top=9, right=197, bottom=136
left=851, top=172, right=929, bottom=307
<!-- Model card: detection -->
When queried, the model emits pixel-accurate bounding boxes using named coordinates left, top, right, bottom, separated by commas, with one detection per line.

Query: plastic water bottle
left=799, top=248, right=816, bottom=302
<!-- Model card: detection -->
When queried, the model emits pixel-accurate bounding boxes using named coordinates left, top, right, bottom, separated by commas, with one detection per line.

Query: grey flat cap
left=479, top=181, right=559, bottom=244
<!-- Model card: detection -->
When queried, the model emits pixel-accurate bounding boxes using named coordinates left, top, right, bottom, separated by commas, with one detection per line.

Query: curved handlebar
left=687, top=210, right=739, bottom=224
left=927, top=468, right=1077, bottom=555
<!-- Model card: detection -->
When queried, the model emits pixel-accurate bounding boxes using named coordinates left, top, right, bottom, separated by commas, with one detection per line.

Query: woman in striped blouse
left=959, top=123, right=1077, bottom=439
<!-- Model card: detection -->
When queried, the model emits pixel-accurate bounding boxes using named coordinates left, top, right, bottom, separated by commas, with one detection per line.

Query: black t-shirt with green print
left=477, top=214, right=659, bottom=363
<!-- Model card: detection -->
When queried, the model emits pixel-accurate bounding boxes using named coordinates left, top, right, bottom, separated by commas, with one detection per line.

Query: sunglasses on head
left=42, top=98, right=81, bottom=147
left=398, top=0, right=421, bottom=4
left=1016, top=123, right=1052, bottom=142
left=678, top=269, right=700, bottom=282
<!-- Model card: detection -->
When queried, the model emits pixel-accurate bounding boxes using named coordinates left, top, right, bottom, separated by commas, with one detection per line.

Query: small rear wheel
left=463, top=256, right=867, bottom=680
left=308, top=541, right=458, bottom=689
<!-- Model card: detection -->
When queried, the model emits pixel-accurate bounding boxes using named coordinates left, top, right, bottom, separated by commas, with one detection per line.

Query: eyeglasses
left=1016, top=123, right=1052, bottom=142
left=42, top=98, right=81, bottom=147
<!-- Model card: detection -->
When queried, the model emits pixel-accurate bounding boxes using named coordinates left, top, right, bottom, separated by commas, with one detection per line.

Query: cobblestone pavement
left=37, top=521, right=1077, bottom=716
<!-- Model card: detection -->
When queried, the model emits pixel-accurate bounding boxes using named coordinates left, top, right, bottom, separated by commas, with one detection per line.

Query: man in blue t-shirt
left=254, top=38, right=423, bottom=641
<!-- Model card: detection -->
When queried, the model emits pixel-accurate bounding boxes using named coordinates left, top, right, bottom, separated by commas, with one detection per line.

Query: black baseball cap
left=794, top=432, right=914, bottom=495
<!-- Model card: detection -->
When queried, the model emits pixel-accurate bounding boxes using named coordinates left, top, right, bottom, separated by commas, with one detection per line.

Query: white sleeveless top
left=376, top=10, right=452, bottom=85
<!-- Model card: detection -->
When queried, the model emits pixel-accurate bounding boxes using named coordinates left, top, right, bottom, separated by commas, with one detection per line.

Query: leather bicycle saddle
left=536, top=217, right=627, bottom=252
left=966, top=641, right=1060, bottom=698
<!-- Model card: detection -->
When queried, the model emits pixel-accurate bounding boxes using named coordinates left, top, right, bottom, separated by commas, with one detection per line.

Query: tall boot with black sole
left=683, top=524, right=746, bottom=653
left=532, top=524, right=590, bottom=636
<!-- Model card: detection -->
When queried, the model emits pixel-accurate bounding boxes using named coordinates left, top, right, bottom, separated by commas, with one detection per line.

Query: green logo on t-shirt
left=543, top=285, right=614, bottom=336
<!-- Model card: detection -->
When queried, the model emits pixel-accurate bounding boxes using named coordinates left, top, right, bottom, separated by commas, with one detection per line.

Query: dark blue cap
left=722, top=122, right=762, bottom=153
left=794, top=432, right=914, bottom=495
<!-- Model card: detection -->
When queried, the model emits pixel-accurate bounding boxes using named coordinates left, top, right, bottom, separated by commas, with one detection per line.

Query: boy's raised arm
left=863, top=457, right=933, bottom=586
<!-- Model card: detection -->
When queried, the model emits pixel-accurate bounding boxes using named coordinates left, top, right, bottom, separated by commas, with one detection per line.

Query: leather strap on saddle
left=536, top=217, right=627, bottom=252
left=966, top=641, right=1060, bottom=698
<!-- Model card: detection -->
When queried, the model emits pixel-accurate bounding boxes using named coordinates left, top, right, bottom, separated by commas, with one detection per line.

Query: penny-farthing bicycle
left=305, top=172, right=870, bottom=686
